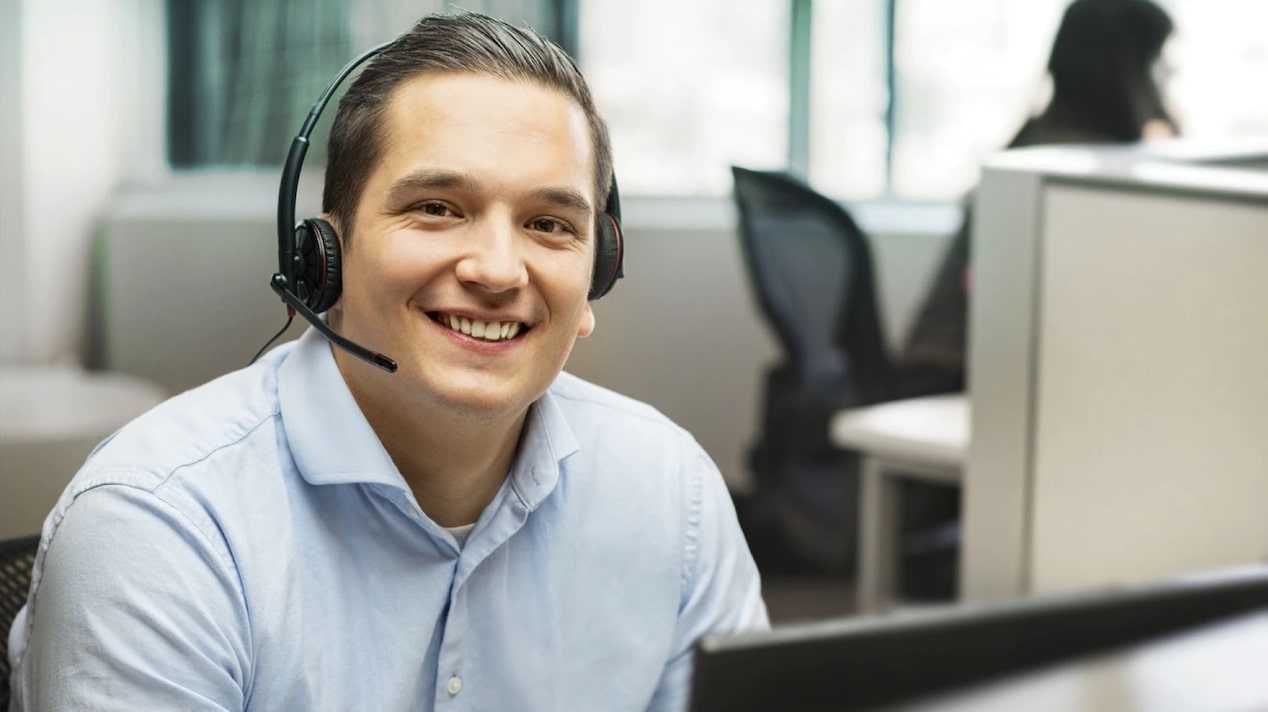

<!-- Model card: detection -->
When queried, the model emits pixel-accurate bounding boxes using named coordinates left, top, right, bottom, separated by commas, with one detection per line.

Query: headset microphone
left=269, top=276, right=397, bottom=372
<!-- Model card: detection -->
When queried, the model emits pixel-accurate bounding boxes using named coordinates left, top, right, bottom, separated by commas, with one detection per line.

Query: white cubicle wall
left=963, top=144, right=1268, bottom=601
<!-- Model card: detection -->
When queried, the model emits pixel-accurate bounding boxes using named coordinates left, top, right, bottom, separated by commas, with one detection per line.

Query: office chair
left=730, top=166, right=895, bottom=575
left=1, top=534, right=40, bottom=708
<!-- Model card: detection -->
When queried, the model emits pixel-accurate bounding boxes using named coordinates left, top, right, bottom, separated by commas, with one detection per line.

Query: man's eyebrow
left=385, top=170, right=593, bottom=218
left=528, top=187, right=593, bottom=218
left=385, top=170, right=480, bottom=205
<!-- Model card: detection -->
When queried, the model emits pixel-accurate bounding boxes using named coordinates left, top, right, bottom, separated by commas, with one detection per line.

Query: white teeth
left=439, top=315, right=522, bottom=342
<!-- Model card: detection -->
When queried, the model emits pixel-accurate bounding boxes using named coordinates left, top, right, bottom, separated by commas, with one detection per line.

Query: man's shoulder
left=546, top=371, right=708, bottom=469
left=550, top=371, right=682, bottom=431
left=65, top=360, right=285, bottom=499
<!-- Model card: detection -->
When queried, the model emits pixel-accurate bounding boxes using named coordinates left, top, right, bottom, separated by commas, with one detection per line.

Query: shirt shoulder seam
left=549, top=388, right=684, bottom=433
left=155, top=406, right=281, bottom=492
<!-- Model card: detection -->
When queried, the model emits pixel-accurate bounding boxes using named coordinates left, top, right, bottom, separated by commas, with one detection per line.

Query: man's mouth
left=431, top=313, right=525, bottom=343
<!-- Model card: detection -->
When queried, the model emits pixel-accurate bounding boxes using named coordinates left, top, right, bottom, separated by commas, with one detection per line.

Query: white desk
left=902, top=609, right=1268, bottom=712
left=830, top=394, right=970, bottom=612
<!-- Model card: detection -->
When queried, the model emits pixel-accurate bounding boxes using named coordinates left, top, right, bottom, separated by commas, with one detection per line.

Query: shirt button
left=408, top=506, right=420, bottom=519
left=447, top=675, right=462, bottom=696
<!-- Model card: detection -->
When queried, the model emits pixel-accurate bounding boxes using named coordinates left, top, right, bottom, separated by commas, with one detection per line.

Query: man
left=8, top=13, right=767, bottom=711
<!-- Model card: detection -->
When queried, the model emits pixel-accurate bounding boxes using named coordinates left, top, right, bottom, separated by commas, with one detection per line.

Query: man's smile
left=429, top=311, right=529, bottom=343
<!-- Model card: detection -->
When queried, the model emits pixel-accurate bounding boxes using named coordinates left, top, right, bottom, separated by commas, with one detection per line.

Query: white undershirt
left=445, top=522, right=476, bottom=548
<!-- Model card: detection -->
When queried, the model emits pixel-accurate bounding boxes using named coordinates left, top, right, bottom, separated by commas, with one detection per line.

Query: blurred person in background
left=890, top=0, right=1178, bottom=600
left=896, top=0, right=1178, bottom=400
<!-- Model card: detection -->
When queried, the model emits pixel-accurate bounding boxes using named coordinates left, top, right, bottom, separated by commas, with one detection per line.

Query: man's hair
left=322, top=12, right=613, bottom=247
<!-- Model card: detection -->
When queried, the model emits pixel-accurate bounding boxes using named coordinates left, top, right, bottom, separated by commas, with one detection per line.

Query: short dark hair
left=322, top=12, right=613, bottom=247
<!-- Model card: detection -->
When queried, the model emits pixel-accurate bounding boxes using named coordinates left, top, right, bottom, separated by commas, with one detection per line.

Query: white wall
left=0, top=0, right=25, bottom=364
left=2, top=0, right=164, bottom=366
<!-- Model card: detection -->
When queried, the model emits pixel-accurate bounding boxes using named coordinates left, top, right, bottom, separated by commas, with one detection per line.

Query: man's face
left=333, top=72, right=597, bottom=422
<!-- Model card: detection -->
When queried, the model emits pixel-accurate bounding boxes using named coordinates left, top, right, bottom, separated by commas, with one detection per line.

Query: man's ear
left=577, top=302, right=596, bottom=338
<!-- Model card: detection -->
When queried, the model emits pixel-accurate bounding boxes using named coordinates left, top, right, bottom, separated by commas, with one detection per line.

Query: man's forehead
left=372, top=72, right=597, bottom=193
left=344, top=72, right=595, bottom=210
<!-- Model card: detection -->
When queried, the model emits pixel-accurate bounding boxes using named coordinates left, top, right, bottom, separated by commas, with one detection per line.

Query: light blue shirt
left=8, top=328, right=768, bottom=711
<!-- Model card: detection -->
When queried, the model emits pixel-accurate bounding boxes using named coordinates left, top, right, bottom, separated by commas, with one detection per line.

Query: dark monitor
left=690, top=566, right=1268, bottom=712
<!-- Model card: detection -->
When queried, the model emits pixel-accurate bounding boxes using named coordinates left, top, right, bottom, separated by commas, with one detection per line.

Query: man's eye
left=416, top=202, right=452, bottom=217
left=530, top=218, right=567, bottom=233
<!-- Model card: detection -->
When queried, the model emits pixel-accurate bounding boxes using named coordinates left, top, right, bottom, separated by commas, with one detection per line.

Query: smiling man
left=7, top=12, right=767, bottom=712
left=330, top=69, right=606, bottom=530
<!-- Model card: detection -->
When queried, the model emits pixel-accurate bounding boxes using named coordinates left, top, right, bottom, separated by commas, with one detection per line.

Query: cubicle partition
left=963, top=143, right=1268, bottom=601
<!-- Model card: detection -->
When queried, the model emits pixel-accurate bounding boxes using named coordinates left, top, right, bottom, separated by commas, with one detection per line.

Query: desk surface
left=0, top=366, right=166, bottom=439
left=896, top=609, right=1268, bottom=712
left=830, top=394, right=969, bottom=469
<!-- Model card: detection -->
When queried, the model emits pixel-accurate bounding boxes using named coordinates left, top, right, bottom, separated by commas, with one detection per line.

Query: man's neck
left=334, top=354, right=527, bottom=528
left=373, top=406, right=524, bottom=528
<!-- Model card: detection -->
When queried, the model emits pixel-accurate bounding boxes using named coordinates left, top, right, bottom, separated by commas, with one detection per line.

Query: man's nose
left=455, top=215, right=529, bottom=293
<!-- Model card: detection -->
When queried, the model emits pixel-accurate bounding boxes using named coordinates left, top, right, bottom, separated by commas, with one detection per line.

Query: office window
left=806, top=0, right=889, bottom=199
left=887, top=0, right=1068, bottom=200
left=1162, top=0, right=1268, bottom=138
left=811, top=0, right=1268, bottom=202
left=580, top=0, right=1074, bottom=201
left=165, top=0, right=563, bottom=168
left=166, top=1, right=353, bottom=168
left=577, top=0, right=790, bottom=197
left=163, top=0, right=1268, bottom=198
left=808, top=0, right=1067, bottom=201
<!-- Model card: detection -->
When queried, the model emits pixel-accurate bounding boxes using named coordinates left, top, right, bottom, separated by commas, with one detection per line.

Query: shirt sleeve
left=647, top=449, right=771, bottom=712
left=10, top=483, right=252, bottom=711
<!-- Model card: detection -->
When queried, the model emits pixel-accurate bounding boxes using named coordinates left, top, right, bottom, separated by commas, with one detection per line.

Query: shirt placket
left=432, top=483, right=533, bottom=709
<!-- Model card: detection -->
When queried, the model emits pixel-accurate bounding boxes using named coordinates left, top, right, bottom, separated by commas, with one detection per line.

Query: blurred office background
left=2, top=0, right=1266, bottom=621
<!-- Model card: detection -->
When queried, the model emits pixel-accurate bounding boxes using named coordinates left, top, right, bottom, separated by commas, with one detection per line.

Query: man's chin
left=408, top=370, right=531, bottom=421
left=427, top=390, right=526, bottom=423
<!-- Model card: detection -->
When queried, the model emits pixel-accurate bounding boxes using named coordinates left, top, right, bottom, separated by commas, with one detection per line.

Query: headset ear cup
left=296, top=218, right=343, bottom=313
left=589, top=213, right=623, bottom=301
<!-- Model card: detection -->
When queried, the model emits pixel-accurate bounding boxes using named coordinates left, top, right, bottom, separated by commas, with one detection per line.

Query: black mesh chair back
left=730, top=167, right=894, bottom=573
left=1, top=535, right=41, bottom=708
left=730, top=166, right=892, bottom=403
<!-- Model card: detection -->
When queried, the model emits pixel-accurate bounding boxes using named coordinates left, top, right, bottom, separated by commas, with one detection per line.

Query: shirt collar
left=277, top=328, right=406, bottom=489
left=509, top=384, right=580, bottom=511
left=277, top=328, right=581, bottom=502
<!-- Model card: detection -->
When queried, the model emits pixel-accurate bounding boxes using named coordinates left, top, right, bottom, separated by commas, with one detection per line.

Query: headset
left=262, top=41, right=625, bottom=373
